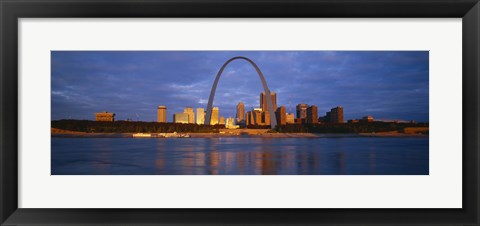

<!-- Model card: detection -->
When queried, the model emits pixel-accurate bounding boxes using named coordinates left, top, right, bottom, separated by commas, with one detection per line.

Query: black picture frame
left=1, top=0, right=479, bottom=225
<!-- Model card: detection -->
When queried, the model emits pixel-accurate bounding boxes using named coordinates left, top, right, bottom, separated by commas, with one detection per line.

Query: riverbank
left=52, top=128, right=427, bottom=138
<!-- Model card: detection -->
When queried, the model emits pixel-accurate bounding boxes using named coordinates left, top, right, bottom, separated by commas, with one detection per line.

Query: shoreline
left=51, top=131, right=428, bottom=138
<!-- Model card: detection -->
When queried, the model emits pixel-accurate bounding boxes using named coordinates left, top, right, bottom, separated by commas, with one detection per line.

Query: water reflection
left=51, top=137, right=429, bottom=175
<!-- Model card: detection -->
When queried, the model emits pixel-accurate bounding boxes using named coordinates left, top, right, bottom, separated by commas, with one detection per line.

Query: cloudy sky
left=51, top=51, right=429, bottom=122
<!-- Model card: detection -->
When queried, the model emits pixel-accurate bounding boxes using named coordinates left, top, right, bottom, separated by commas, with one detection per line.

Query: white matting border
left=18, top=18, right=461, bottom=208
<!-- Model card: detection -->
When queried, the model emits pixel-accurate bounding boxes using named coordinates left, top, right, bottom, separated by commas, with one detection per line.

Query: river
left=51, top=137, right=428, bottom=175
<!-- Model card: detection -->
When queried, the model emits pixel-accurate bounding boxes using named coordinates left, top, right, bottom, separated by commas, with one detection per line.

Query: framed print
left=1, top=0, right=479, bottom=225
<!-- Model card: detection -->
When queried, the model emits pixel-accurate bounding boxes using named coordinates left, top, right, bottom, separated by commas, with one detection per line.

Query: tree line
left=52, top=120, right=428, bottom=134
left=51, top=120, right=224, bottom=133
left=274, top=121, right=428, bottom=134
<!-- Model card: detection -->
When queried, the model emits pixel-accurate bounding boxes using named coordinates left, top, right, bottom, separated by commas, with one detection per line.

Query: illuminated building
left=253, top=109, right=262, bottom=125
left=246, top=108, right=263, bottom=125
left=211, top=107, right=219, bottom=125
left=262, top=111, right=270, bottom=125
left=276, top=106, right=287, bottom=125
left=219, top=116, right=225, bottom=125
left=286, top=113, right=295, bottom=124
left=246, top=111, right=253, bottom=125
left=157, top=106, right=167, bottom=123
left=95, top=112, right=115, bottom=122
left=173, top=113, right=189, bottom=124
left=306, top=105, right=318, bottom=124
left=184, top=107, right=194, bottom=124
left=260, top=92, right=277, bottom=112
left=196, top=108, right=205, bottom=124
left=226, top=117, right=239, bottom=129
left=236, top=102, right=245, bottom=125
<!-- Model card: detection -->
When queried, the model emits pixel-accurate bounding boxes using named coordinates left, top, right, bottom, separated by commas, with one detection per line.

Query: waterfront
left=51, top=137, right=428, bottom=175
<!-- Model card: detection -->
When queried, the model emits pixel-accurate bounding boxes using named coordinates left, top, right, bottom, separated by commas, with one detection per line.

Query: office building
left=95, top=112, right=115, bottom=122
left=219, top=116, right=225, bottom=125
left=157, top=106, right=167, bottom=123
left=306, top=105, right=319, bottom=124
left=184, top=107, right=194, bottom=124
left=276, top=106, right=287, bottom=125
left=226, top=117, right=239, bottom=129
left=211, top=107, right=219, bottom=125
left=319, top=106, right=345, bottom=123
left=296, top=103, right=308, bottom=119
left=173, top=113, right=189, bottom=124
left=260, top=92, right=277, bottom=112
left=236, top=102, right=245, bottom=125
left=261, top=111, right=270, bottom=125
left=286, top=113, right=295, bottom=124
left=253, top=109, right=262, bottom=125
left=246, top=108, right=263, bottom=126
left=196, top=108, right=205, bottom=124
left=330, top=106, right=344, bottom=123
left=246, top=111, right=253, bottom=125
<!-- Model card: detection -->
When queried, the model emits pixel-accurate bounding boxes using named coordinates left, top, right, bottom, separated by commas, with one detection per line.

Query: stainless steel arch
left=205, top=56, right=278, bottom=129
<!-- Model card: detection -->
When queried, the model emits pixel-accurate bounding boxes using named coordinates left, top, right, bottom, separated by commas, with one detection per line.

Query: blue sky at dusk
left=51, top=51, right=429, bottom=122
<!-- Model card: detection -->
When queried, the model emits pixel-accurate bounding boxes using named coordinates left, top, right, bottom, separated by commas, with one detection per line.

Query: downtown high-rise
left=276, top=106, right=287, bottom=125
left=330, top=106, right=344, bottom=123
left=306, top=105, right=318, bottom=124
left=296, top=103, right=308, bottom=120
left=157, top=106, right=167, bottom=123
left=184, top=107, right=195, bottom=124
left=211, top=107, right=219, bottom=125
left=260, top=92, right=277, bottom=112
left=236, top=102, right=245, bottom=125
left=196, top=108, right=205, bottom=124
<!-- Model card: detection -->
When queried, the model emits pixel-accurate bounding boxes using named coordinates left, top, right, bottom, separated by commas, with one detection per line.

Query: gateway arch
left=205, top=56, right=278, bottom=129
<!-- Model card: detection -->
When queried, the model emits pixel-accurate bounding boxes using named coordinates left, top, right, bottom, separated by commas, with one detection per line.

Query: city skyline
left=51, top=51, right=429, bottom=122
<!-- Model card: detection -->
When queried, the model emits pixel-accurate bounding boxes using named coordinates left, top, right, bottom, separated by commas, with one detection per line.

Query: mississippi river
left=51, top=137, right=428, bottom=175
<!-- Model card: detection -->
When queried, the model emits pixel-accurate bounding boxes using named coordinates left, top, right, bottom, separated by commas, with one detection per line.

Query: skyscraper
left=276, top=106, right=287, bottom=125
left=196, top=108, right=205, bottom=125
left=246, top=108, right=263, bottom=126
left=211, top=107, right=219, bottom=125
left=253, top=109, right=262, bottom=125
left=330, top=106, right=344, bottom=123
left=219, top=116, right=225, bottom=125
left=261, top=111, right=270, bottom=125
left=296, top=103, right=308, bottom=119
left=236, top=102, right=245, bottom=125
left=184, top=107, right=194, bottom=124
left=246, top=111, right=253, bottom=125
left=157, top=106, right=167, bottom=123
left=260, top=92, right=277, bottom=112
left=306, top=105, right=318, bottom=124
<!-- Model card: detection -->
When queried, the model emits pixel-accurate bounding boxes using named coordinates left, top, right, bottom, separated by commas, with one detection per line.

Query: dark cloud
left=51, top=51, right=429, bottom=122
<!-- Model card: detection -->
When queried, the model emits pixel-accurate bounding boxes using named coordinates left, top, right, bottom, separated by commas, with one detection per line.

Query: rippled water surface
left=51, top=137, right=428, bottom=175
